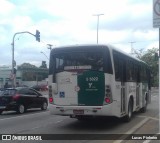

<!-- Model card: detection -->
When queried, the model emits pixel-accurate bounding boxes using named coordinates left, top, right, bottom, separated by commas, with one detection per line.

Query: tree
left=18, top=63, right=38, bottom=69
left=18, top=63, right=38, bottom=81
left=131, top=47, right=158, bottom=87
left=18, top=62, right=48, bottom=81
left=39, top=61, right=47, bottom=68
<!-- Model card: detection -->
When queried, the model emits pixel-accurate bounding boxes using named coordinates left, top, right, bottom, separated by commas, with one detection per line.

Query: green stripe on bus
left=78, top=71, right=105, bottom=106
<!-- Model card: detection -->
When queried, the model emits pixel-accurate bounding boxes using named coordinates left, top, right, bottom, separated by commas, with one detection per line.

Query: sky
left=0, top=0, right=159, bottom=67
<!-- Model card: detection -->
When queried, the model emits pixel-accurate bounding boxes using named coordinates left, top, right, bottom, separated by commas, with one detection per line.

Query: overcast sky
left=0, top=0, right=158, bottom=67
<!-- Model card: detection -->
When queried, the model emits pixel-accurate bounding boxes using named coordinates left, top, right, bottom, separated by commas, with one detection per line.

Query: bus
left=48, top=44, right=151, bottom=122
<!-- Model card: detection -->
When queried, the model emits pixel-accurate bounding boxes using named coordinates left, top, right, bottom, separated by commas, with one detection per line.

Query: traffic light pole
left=11, top=31, right=40, bottom=87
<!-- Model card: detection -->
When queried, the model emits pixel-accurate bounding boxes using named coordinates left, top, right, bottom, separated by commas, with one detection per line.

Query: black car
left=31, top=84, right=48, bottom=91
left=0, top=87, right=48, bottom=114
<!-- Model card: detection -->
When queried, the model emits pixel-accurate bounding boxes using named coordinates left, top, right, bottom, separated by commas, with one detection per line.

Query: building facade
left=0, top=66, right=22, bottom=88
left=0, top=65, right=48, bottom=88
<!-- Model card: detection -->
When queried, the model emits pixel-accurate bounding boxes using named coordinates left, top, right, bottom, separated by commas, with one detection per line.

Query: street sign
left=153, top=0, right=160, bottom=28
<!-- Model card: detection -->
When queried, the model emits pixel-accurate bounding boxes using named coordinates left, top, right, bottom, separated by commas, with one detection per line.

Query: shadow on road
left=63, top=116, right=126, bottom=132
left=0, top=109, right=49, bottom=116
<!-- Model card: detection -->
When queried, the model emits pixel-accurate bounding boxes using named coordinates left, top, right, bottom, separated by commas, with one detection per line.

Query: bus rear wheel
left=122, top=99, right=133, bottom=122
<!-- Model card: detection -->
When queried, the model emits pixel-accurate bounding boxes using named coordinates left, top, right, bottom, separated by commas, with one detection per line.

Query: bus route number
left=86, top=77, right=98, bottom=82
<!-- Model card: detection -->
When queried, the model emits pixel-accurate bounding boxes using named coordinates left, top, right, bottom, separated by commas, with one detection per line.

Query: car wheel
left=17, top=104, right=25, bottom=114
left=0, top=110, right=3, bottom=115
left=41, top=102, right=47, bottom=110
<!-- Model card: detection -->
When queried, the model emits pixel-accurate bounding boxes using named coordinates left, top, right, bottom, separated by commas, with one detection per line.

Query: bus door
left=119, top=59, right=126, bottom=114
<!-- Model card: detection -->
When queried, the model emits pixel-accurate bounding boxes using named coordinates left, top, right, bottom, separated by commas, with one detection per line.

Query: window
left=18, top=88, right=29, bottom=94
left=113, top=51, right=125, bottom=81
left=113, top=53, right=120, bottom=81
left=140, top=65, right=148, bottom=82
left=54, top=52, right=104, bottom=72
left=134, top=63, right=140, bottom=82
left=28, top=89, right=38, bottom=95
left=3, top=89, right=16, bottom=96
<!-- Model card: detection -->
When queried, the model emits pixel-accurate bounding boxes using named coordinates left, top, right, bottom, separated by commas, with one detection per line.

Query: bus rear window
left=54, top=52, right=104, bottom=72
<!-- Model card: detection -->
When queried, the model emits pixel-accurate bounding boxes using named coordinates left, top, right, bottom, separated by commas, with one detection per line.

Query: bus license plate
left=73, top=110, right=84, bottom=115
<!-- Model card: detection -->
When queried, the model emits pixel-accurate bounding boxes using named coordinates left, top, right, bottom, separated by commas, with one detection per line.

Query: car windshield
left=53, top=52, right=104, bottom=72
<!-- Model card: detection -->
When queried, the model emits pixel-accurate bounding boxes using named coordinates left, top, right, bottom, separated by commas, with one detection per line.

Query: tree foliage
left=39, top=61, right=47, bottom=68
left=132, top=47, right=158, bottom=87
left=17, top=62, right=48, bottom=81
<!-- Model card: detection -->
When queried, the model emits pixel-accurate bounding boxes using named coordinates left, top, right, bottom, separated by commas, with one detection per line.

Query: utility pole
left=93, top=14, right=104, bottom=44
left=40, top=51, right=49, bottom=60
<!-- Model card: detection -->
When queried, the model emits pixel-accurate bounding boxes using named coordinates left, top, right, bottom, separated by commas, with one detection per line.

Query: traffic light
left=35, top=30, right=40, bottom=42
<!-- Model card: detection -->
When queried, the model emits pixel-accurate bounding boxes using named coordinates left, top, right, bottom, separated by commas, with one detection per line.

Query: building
left=0, top=66, right=21, bottom=88
left=0, top=64, right=48, bottom=88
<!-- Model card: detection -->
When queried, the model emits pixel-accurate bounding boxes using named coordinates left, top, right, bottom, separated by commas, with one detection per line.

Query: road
left=0, top=90, right=159, bottom=143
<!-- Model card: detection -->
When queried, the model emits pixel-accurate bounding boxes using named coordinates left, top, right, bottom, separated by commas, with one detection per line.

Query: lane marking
left=0, top=110, right=49, bottom=121
left=55, top=120, right=63, bottom=124
left=137, top=115, right=159, bottom=121
left=113, top=118, right=149, bottom=143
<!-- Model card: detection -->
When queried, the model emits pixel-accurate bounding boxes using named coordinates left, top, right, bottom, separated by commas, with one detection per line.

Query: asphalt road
left=0, top=89, right=159, bottom=143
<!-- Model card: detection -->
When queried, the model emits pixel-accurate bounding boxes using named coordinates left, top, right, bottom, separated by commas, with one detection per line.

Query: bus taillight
left=104, top=85, right=112, bottom=104
left=49, top=97, right=54, bottom=103
left=105, top=98, right=111, bottom=103
left=49, top=85, right=54, bottom=103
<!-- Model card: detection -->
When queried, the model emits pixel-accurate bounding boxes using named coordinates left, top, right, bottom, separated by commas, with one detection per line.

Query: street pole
left=153, top=0, right=160, bottom=134
left=130, top=41, right=136, bottom=53
left=11, top=34, right=16, bottom=88
left=158, top=28, right=160, bottom=134
left=93, top=14, right=104, bottom=44
left=40, top=51, right=49, bottom=60
left=11, top=31, right=40, bottom=87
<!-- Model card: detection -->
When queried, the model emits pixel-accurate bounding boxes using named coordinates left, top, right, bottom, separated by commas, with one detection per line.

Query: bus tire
left=122, top=98, right=133, bottom=122
left=140, top=94, right=147, bottom=113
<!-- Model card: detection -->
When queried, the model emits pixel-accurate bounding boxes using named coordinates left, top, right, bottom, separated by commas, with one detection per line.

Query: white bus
left=48, top=44, right=151, bottom=122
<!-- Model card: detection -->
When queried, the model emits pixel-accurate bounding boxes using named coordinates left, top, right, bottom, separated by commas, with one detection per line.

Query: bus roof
left=50, top=44, right=148, bottom=66
left=50, top=44, right=105, bottom=54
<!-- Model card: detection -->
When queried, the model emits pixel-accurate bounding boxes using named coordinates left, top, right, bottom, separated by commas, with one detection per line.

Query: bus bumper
left=49, top=103, right=118, bottom=117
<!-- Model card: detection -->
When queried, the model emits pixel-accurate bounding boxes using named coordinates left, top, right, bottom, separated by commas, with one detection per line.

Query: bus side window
left=127, top=60, right=134, bottom=81
left=134, top=63, right=140, bottom=82
left=113, top=53, right=120, bottom=81
left=104, top=48, right=113, bottom=74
